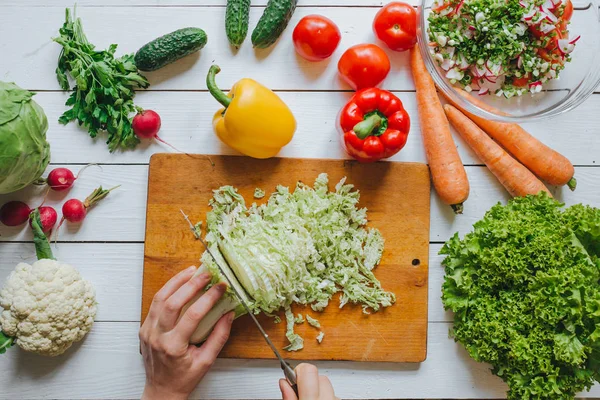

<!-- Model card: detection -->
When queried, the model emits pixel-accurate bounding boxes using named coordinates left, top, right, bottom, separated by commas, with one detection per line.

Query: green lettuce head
left=0, top=81, right=50, bottom=194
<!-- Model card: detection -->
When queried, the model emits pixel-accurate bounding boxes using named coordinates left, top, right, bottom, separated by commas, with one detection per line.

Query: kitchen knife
left=180, top=210, right=299, bottom=396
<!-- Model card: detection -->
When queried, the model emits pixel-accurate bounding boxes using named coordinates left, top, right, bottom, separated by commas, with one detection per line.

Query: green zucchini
left=226, top=0, right=251, bottom=48
left=251, top=0, right=298, bottom=49
left=134, top=27, right=207, bottom=72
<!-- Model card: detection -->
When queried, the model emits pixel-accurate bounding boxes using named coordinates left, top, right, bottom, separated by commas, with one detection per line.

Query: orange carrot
left=410, top=48, right=470, bottom=214
left=444, top=104, right=552, bottom=198
left=445, top=89, right=576, bottom=190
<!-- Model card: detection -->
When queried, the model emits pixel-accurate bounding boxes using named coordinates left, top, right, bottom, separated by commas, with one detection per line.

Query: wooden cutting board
left=142, top=154, right=430, bottom=362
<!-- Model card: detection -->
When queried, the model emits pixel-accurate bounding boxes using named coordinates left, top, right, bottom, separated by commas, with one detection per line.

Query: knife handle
left=282, top=362, right=299, bottom=396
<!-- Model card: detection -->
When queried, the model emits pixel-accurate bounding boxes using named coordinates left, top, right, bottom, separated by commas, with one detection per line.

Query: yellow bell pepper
left=206, top=65, right=296, bottom=159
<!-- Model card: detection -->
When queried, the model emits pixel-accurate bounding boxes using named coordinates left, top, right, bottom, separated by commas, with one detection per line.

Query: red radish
left=62, top=199, right=87, bottom=223
left=60, top=185, right=120, bottom=225
left=132, top=109, right=162, bottom=140
left=46, top=168, right=76, bottom=191
left=132, top=109, right=184, bottom=153
left=29, top=206, right=58, bottom=233
left=39, top=164, right=98, bottom=192
left=0, top=201, right=31, bottom=226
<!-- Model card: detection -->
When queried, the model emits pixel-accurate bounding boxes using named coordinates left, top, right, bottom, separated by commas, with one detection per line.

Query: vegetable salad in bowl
left=419, top=0, right=600, bottom=121
left=427, top=0, right=577, bottom=97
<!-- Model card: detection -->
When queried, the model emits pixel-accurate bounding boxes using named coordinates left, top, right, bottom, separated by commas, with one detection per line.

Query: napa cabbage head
left=0, top=81, right=50, bottom=194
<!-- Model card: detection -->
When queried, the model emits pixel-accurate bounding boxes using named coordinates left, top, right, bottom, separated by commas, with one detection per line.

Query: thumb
left=279, top=378, right=299, bottom=400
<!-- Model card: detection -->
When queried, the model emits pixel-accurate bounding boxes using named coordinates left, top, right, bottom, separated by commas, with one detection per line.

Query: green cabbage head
left=0, top=81, right=50, bottom=194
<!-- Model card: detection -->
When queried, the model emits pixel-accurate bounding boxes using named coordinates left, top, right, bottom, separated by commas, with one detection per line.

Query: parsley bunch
left=54, top=8, right=149, bottom=152
left=441, top=193, right=600, bottom=399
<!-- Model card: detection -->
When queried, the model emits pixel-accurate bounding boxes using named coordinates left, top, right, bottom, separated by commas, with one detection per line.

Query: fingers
left=318, top=375, right=337, bottom=399
left=296, top=363, right=320, bottom=399
left=145, top=266, right=197, bottom=326
left=193, top=311, right=234, bottom=369
left=175, top=283, right=228, bottom=339
left=279, top=378, right=299, bottom=400
left=158, top=272, right=212, bottom=330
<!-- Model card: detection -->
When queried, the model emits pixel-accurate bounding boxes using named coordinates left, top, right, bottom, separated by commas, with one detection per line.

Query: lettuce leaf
left=441, top=193, right=600, bottom=399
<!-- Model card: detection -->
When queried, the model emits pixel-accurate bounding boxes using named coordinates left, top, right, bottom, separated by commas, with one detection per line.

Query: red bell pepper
left=338, top=88, right=410, bottom=163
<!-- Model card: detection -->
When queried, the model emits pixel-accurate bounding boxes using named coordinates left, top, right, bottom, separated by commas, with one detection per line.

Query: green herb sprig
left=53, top=8, right=149, bottom=152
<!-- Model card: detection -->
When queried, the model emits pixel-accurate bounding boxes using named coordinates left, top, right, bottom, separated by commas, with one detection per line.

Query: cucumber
left=251, top=0, right=298, bottom=49
left=226, top=0, right=251, bottom=48
left=134, top=27, right=207, bottom=72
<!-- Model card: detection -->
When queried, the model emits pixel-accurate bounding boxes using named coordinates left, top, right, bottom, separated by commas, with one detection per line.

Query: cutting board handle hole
left=412, top=259, right=421, bottom=266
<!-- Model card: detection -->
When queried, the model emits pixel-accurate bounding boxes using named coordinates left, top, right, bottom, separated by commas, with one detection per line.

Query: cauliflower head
left=0, top=259, right=97, bottom=356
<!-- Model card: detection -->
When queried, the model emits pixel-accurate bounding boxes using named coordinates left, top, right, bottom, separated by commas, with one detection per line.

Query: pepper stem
left=353, top=114, right=383, bottom=139
left=206, top=65, right=232, bottom=108
left=567, top=177, right=577, bottom=191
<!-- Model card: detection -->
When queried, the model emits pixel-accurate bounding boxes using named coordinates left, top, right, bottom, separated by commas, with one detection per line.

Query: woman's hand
left=140, top=266, right=234, bottom=400
left=279, top=363, right=339, bottom=400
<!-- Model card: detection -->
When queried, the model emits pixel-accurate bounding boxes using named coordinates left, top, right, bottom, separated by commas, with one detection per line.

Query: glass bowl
left=418, top=0, right=600, bottom=122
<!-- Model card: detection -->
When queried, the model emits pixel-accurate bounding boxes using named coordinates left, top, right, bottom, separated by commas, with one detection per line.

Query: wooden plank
left=142, top=154, right=431, bottom=362
left=2, top=165, right=599, bottom=243
left=2, top=7, right=596, bottom=93
left=0, top=243, right=143, bottom=322
left=30, top=91, right=600, bottom=166
left=1, top=321, right=599, bottom=399
left=6, top=0, right=594, bottom=8
left=0, top=164, right=147, bottom=242
left=0, top=242, right=473, bottom=324
left=0, top=6, right=412, bottom=91
left=0, top=241, right=577, bottom=327
left=5, top=0, right=595, bottom=6
left=5, top=0, right=405, bottom=6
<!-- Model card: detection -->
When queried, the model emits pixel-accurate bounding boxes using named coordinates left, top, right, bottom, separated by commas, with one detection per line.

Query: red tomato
left=373, top=2, right=418, bottom=52
left=536, top=47, right=563, bottom=64
left=530, top=0, right=572, bottom=39
left=562, top=0, right=573, bottom=21
left=337, top=44, right=391, bottom=90
left=529, top=23, right=544, bottom=39
left=512, top=74, right=530, bottom=87
left=292, top=15, right=342, bottom=62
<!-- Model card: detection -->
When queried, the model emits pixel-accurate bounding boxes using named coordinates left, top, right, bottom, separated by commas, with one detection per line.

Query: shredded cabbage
left=316, top=332, right=324, bottom=343
left=201, top=174, right=395, bottom=350
left=254, top=188, right=265, bottom=199
left=306, top=315, right=320, bottom=328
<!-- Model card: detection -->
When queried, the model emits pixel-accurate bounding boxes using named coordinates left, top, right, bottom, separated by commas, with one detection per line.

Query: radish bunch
left=0, top=164, right=119, bottom=239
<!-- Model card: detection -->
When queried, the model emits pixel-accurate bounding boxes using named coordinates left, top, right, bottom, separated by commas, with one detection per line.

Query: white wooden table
left=1, top=1, right=599, bottom=399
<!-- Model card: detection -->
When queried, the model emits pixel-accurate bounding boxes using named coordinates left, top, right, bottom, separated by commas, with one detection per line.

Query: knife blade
left=180, top=210, right=298, bottom=396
